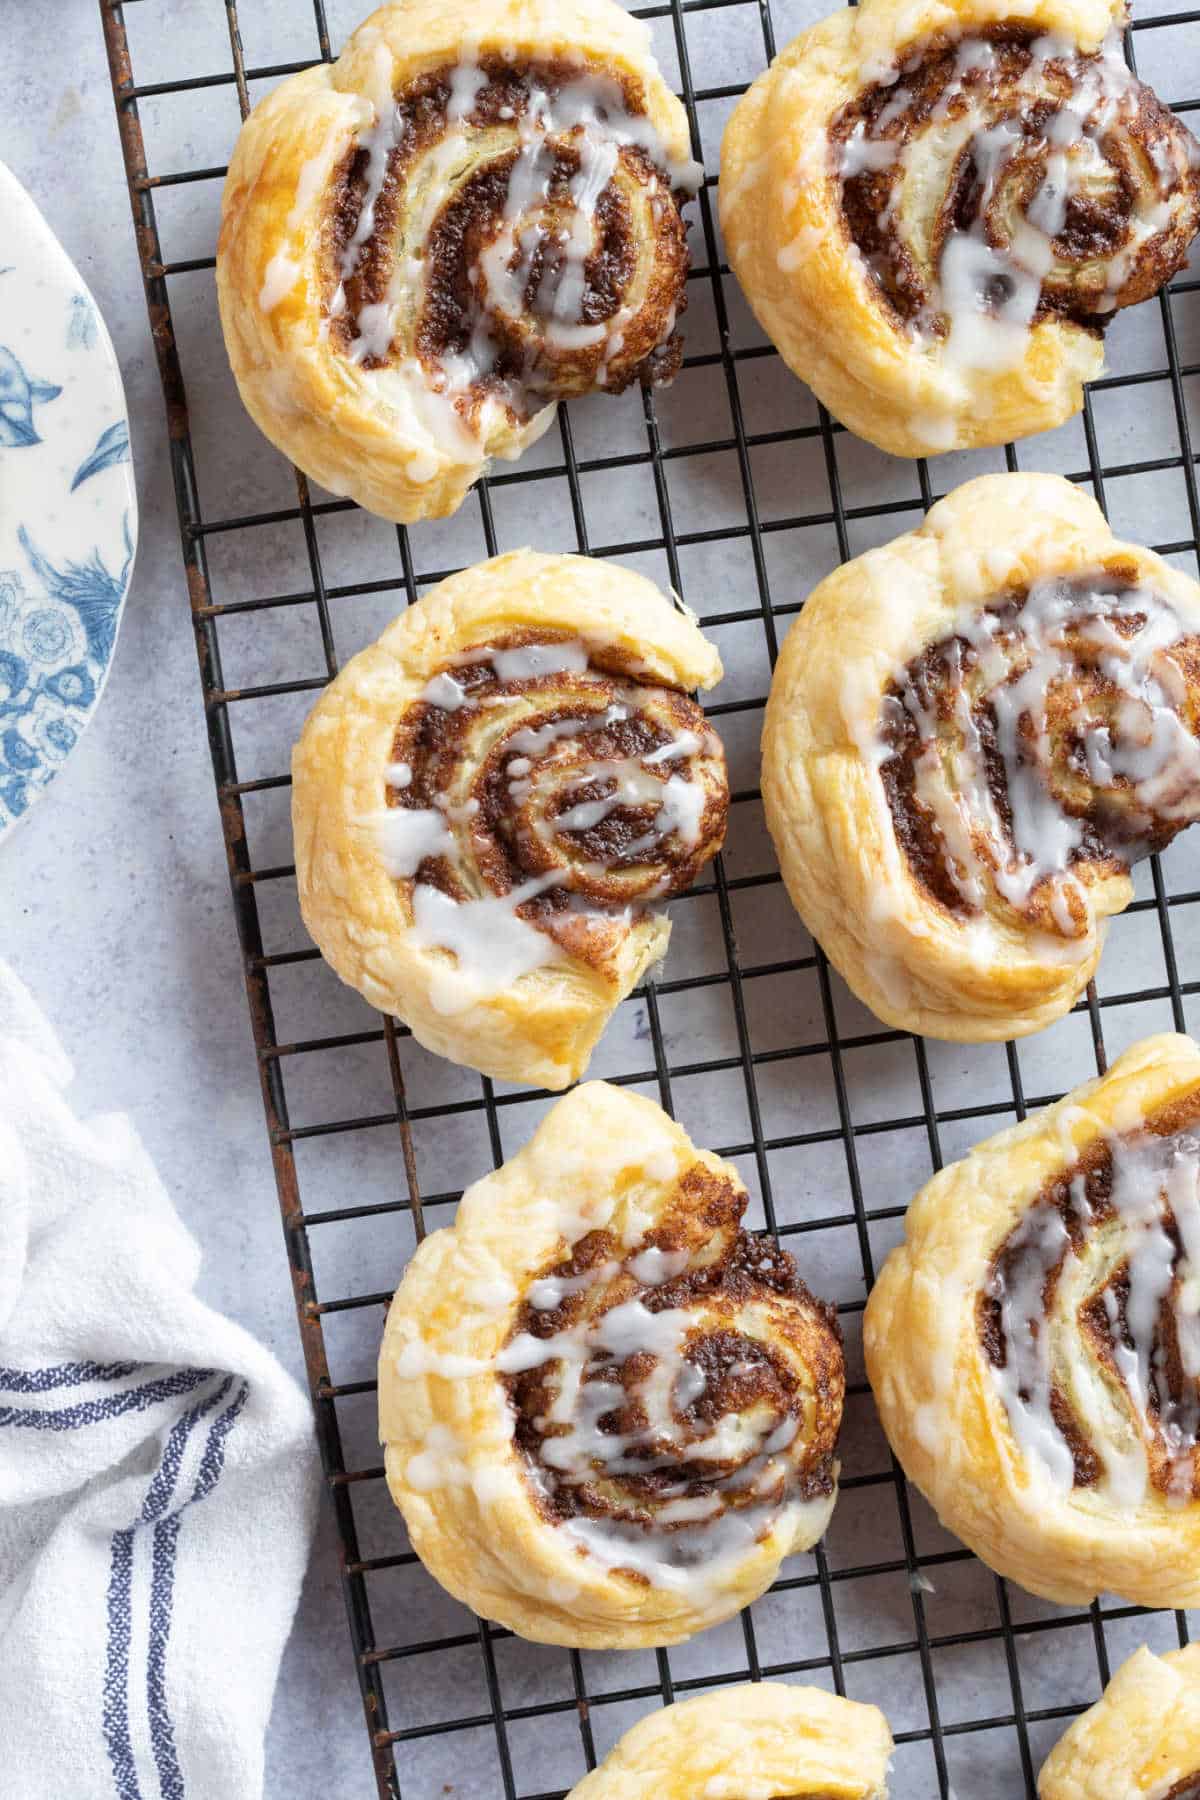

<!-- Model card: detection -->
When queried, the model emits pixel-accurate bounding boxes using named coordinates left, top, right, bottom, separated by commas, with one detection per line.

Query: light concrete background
left=0, top=3, right=370, bottom=1791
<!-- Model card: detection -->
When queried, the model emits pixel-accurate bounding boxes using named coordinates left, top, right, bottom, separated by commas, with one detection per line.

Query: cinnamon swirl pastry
left=292, top=550, right=727, bottom=1089
left=566, top=1683, right=893, bottom=1799
left=864, top=1033, right=1200, bottom=1608
left=1038, top=1644, right=1200, bottom=1799
left=217, top=0, right=698, bottom=523
left=762, top=472, right=1200, bottom=1043
left=720, top=0, right=1200, bottom=457
left=378, top=1082, right=845, bottom=1648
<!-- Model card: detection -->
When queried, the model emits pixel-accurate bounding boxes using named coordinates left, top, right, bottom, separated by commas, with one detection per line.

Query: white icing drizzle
left=629, top=1245, right=692, bottom=1285
left=644, top=728, right=700, bottom=765
left=987, top=1126, right=1200, bottom=1506
left=508, top=704, right=628, bottom=759
left=989, top=1199, right=1078, bottom=1492
left=258, top=252, right=303, bottom=314
left=546, top=756, right=705, bottom=854
left=644, top=1148, right=679, bottom=1184
left=491, top=640, right=590, bottom=681
left=527, top=1262, right=621, bottom=1310
left=839, top=120, right=900, bottom=177
left=373, top=805, right=453, bottom=878
left=837, top=29, right=1193, bottom=372
left=359, top=360, right=481, bottom=477
left=446, top=54, right=488, bottom=123
left=408, top=873, right=560, bottom=1011
left=422, top=671, right=469, bottom=710
left=880, top=574, right=1200, bottom=931
left=340, top=46, right=404, bottom=336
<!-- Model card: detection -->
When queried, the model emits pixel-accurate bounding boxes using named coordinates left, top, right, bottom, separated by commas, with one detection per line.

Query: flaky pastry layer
left=1038, top=1644, right=1200, bottom=1798
left=567, top=1682, right=893, bottom=1798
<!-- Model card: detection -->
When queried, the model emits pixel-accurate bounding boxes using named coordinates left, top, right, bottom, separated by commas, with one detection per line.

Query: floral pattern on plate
left=0, top=162, right=137, bottom=840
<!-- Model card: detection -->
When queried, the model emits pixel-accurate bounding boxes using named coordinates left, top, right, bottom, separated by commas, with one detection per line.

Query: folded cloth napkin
left=0, top=962, right=320, bottom=1800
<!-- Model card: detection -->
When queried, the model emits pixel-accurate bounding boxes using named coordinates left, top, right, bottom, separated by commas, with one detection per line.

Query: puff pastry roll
left=762, top=472, right=1200, bottom=1043
left=567, top=1683, right=893, bottom=1798
left=720, top=0, right=1200, bottom=458
left=1038, top=1644, right=1200, bottom=1799
left=217, top=0, right=699, bottom=523
left=864, top=1033, right=1200, bottom=1608
left=292, top=550, right=727, bottom=1089
left=378, top=1082, right=845, bottom=1647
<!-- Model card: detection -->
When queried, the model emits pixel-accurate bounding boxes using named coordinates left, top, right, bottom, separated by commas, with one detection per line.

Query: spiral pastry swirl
left=501, top=1181, right=840, bottom=1567
left=762, top=472, right=1200, bottom=1042
left=292, top=550, right=727, bottom=1089
left=1038, top=1645, right=1200, bottom=1800
left=567, top=1685, right=893, bottom=1800
left=880, top=571, right=1200, bottom=935
left=865, top=1033, right=1200, bottom=1608
left=720, top=0, right=1200, bottom=457
left=218, top=0, right=699, bottom=523
left=379, top=1083, right=845, bottom=1648
left=387, top=634, right=724, bottom=920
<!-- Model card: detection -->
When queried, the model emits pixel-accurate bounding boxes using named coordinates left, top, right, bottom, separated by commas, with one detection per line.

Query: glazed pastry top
left=719, top=0, right=1200, bottom=456
left=496, top=1162, right=844, bottom=1583
left=378, top=1081, right=846, bottom=1646
left=759, top=472, right=1200, bottom=1043
left=979, top=1083, right=1200, bottom=1509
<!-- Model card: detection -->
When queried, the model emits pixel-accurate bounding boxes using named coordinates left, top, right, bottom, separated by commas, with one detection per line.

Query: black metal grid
left=100, top=0, right=1200, bottom=1793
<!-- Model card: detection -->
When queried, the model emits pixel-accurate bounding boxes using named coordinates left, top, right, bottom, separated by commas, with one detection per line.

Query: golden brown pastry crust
left=719, top=0, right=1200, bottom=458
left=761, top=472, right=1200, bottom=1043
left=292, top=549, right=726, bottom=1089
left=566, top=1683, right=893, bottom=1798
left=1038, top=1644, right=1200, bottom=1800
left=217, top=0, right=696, bottom=523
left=864, top=1034, right=1200, bottom=1609
left=378, top=1082, right=845, bottom=1648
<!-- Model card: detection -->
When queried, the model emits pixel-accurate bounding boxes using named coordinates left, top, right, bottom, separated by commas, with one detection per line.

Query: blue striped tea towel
left=0, top=963, right=320, bottom=1799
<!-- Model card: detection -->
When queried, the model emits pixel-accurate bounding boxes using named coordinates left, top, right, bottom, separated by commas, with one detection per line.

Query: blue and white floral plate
left=0, top=161, right=136, bottom=840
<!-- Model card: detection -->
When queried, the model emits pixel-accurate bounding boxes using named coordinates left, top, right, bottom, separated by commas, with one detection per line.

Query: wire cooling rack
left=101, top=0, right=1200, bottom=1794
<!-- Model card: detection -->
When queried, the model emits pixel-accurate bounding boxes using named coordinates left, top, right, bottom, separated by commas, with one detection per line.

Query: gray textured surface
left=0, top=4, right=367, bottom=1793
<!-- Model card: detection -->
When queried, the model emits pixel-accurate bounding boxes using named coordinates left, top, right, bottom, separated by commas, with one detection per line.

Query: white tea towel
left=0, top=962, right=320, bottom=1800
